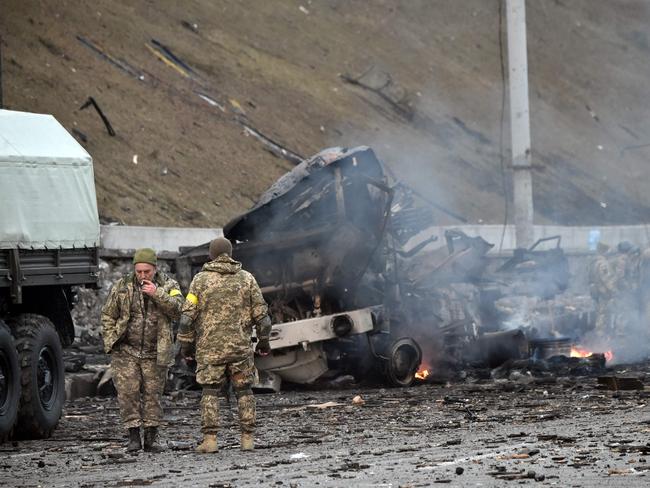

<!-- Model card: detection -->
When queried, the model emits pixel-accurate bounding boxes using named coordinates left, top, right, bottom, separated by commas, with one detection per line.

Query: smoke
left=580, top=248, right=650, bottom=364
left=230, top=63, right=650, bottom=372
left=494, top=247, right=650, bottom=366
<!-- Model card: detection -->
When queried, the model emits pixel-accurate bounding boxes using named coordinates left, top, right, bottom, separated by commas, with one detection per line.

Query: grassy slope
left=2, top=0, right=650, bottom=227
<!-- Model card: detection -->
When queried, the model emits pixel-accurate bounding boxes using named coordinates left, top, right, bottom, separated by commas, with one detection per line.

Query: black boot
left=143, top=426, right=163, bottom=452
left=127, top=427, right=141, bottom=452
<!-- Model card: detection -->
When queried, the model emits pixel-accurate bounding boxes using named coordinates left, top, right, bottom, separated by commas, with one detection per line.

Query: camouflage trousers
left=111, top=351, right=167, bottom=429
left=594, top=298, right=613, bottom=336
left=197, top=356, right=256, bottom=435
left=612, top=294, right=640, bottom=336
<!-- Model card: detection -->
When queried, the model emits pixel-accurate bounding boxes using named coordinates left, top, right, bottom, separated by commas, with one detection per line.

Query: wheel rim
left=388, top=338, right=421, bottom=386
left=37, top=346, right=57, bottom=410
left=0, top=352, right=9, bottom=414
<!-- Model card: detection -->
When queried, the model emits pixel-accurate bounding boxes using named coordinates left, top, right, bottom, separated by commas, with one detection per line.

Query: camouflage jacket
left=589, top=254, right=616, bottom=299
left=177, top=255, right=270, bottom=366
left=100, top=271, right=183, bottom=366
left=610, top=253, right=640, bottom=294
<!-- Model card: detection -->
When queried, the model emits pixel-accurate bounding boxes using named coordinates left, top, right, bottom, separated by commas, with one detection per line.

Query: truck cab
left=178, top=147, right=423, bottom=391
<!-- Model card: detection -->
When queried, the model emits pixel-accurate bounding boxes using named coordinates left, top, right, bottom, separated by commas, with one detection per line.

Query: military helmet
left=617, top=241, right=634, bottom=253
left=209, top=237, right=233, bottom=259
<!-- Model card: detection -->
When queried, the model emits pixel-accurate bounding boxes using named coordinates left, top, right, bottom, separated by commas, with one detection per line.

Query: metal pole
left=506, top=0, right=534, bottom=248
left=0, top=34, right=3, bottom=108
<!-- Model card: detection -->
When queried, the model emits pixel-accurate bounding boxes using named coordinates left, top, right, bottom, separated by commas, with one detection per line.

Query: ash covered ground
left=3, top=359, right=650, bottom=487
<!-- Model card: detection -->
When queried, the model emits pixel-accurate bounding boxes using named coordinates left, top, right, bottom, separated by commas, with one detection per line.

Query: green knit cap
left=133, top=248, right=157, bottom=266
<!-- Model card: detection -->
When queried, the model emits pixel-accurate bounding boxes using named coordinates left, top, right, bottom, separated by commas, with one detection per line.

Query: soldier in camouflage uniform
left=611, top=241, right=641, bottom=335
left=101, top=248, right=183, bottom=452
left=588, top=242, right=616, bottom=338
left=177, top=237, right=271, bottom=453
left=640, top=248, right=650, bottom=334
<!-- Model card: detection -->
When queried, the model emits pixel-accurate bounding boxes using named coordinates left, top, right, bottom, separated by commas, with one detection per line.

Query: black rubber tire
left=384, top=337, right=422, bottom=387
left=10, top=314, right=65, bottom=439
left=0, top=321, right=20, bottom=442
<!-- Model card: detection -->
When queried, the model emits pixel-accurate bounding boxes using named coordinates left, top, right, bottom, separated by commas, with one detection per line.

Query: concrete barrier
left=100, top=225, right=222, bottom=253
left=100, top=224, right=650, bottom=254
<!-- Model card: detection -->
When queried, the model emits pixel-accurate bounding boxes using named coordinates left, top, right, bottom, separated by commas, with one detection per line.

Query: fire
left=415, top=367, right=430, bottom=380
left=571, top=346, right=614, bottom=362
left=570, top=346, right=592, bottom=358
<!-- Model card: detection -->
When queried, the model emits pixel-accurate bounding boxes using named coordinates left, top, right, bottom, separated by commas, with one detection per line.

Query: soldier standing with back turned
left=101, top=248, right=183, bottom=452
left=612, top=241, right=641, bottom=335
left=177, top=237, right=271, bottom=453
left=588, top=242, right=616, bottom=339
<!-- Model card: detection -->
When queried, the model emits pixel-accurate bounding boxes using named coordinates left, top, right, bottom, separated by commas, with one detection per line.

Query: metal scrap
left=146, top=39, right=196, bottom=79
left=241, top=123, right=304, bottom=165
left=79, top=97, right=116, bottom=136
left=76, top=36, right=145, bottom=81
left=597, top=375, right=645, bottom=391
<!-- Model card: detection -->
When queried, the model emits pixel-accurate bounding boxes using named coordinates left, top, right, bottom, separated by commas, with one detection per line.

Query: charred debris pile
left=175, top=146, right=625, bottom=391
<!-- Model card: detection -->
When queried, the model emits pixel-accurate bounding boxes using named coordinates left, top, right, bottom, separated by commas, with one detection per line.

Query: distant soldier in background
left=639, top=247, right=650, bottom=332
left=588, top=242, right=616, bottom=338
left=177, top=237, right=271, bottom=453
left=101, top=248, right=183, bottom=452
left=611, top=241, right=642, bottom=336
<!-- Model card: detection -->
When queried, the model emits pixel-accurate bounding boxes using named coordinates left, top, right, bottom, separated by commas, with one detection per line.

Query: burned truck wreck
left=179, top=147, right=430, bottom=388
left=178, top=147, right=575, bottom=390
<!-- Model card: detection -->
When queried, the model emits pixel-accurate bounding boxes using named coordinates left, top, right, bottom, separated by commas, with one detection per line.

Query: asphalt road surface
left=3, top=361, right=650, bottom=487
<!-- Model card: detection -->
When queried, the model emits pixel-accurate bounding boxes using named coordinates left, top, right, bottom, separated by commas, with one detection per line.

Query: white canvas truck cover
left=0, top=109, right=100, bottom=249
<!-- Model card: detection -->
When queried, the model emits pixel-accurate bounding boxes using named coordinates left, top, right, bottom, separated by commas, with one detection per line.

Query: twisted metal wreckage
left=177, top=146, right=582, bottom=392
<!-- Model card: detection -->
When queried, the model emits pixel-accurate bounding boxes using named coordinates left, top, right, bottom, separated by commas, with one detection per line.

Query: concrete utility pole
left=0, top=35, right=3, bottom=108
left=506, top=0, right=534, bottom=248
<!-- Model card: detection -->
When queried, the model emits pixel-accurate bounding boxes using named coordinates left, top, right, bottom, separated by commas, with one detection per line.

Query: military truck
left=178, top=147, right=426, bottom=390
left=178, top=146, right=580, bottom=390
left=178, top=144, right=543, bottom=391
left=0, top=109, right=100, bottom=440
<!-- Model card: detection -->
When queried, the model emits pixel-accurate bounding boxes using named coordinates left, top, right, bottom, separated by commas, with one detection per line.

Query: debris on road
left=597, top=375, right=645, bottom=391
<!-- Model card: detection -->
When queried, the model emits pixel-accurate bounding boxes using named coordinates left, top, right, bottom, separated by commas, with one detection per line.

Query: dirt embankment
left=3, top=0, right=650, bottom=227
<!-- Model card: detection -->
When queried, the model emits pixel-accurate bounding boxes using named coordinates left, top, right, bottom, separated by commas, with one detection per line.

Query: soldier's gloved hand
left=178, top=314, right=193, bottom=336
left=180, top=341, right=195, bottom=360
left=256, top=338, right=271, bottom=356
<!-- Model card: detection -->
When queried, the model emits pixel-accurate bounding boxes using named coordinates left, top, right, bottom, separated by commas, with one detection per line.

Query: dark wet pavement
left=3, top=361, right=650, bottom=487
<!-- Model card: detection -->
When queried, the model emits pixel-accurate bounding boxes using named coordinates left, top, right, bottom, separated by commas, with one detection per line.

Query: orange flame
left=415, top=367, right=430, bottom=380
left=571, top=346, right=613, bottom=362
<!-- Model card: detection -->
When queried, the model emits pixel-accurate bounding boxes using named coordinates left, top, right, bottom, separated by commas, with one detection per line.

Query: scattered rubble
left=4, top=359, right=650, bottom=486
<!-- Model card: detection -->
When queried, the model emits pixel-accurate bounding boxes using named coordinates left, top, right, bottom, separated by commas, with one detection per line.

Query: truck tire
left=10, top=314, right=65, bottom=439
left=0, top=321, right=20, bottom=441
left=384, top=337, right=422, bottom=387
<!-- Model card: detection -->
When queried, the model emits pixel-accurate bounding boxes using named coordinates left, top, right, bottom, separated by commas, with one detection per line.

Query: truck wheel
left=11, top=314, right=65, bottom=439
left=385, top=337, right=422, bottom=387
left=0, top=321, right=20, bottom=441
